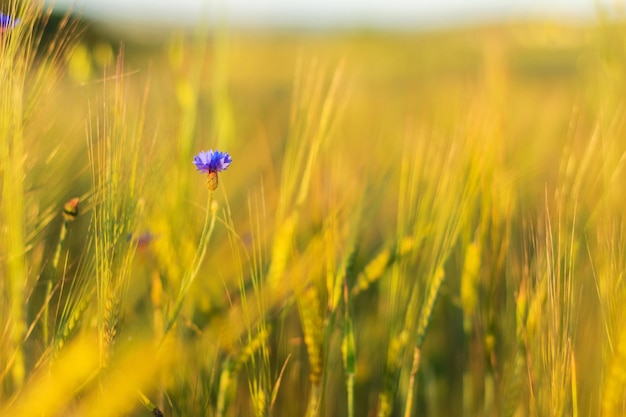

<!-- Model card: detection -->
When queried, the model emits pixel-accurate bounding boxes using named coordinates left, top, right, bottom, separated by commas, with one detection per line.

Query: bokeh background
left=49, top=0, right=600, bottom=27
left=3, top=0, right=626, bottom=416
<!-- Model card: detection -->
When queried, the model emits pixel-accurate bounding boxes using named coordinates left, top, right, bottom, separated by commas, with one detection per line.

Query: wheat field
left=1, top=2, right=626, bottom=416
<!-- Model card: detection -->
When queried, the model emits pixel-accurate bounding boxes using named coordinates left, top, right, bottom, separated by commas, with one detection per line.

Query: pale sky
left=47, top=0, right=605, bottom=28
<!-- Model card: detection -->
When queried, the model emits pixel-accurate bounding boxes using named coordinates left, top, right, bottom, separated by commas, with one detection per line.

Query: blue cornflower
left=0, top=12, right=19, bottom=31
left=193, top=150, right=232, bottom=173
left=193, top=150, right=232, bottom=191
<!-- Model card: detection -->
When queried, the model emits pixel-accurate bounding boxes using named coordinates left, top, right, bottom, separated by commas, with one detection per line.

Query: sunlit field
left=2, top=2, right=626, bottom=416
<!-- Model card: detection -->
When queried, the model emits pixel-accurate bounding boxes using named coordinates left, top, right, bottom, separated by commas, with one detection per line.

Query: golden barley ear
left=298, top=285, right=324, bottom=385
left=207, top=171, right=218, bottom=191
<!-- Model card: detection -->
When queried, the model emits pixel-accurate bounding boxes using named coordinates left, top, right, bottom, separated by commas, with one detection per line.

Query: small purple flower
left=0, top=13, right=19, bottom=32
left=193, top=150, right=232, bottom=173
left=127, top=231, right=158, bottom=249
left=193, top=149, right=232, bottom=191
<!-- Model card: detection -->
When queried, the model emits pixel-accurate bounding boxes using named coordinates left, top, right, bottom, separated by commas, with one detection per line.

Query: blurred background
left=47, top=0, right=603, bottom=29
left=4, top=0, right=626, bottom=415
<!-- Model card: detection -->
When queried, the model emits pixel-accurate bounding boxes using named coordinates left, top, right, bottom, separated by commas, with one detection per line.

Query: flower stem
left=164, top=191, right=216, bottom=337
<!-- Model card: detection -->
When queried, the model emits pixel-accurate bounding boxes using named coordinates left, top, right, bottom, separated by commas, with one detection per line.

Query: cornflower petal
left=0, top=12, right=19, bottom=31
left=193, top=149, right=232, bottom=173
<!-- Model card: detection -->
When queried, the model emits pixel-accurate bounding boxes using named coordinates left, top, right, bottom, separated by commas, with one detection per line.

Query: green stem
left=346, top=374, right=354, bottom=417
left=164, top=191, right=215, bottom=336
left=137, top=389, right=163, bottom=416
left=44, top=219, right=68, bottom=345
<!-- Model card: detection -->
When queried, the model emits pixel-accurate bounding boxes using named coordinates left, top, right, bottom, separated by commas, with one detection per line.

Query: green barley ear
left=233, top=328, right=271, bottom=371
left=353, top=237, right=414, bottom=295
left=299, top=285, right=324, bottom=385
left=415, top=267, right=445, bottom=347
left=102, top=290, right=122, bottom=367
left=298, top=284, right=324, bottom=417
left=461, top=240, right=481, bottom=335
left=353, top=246, right=392, bottom=295
left=378, top=329, right=410, bottom=417
left=88, top=50, right=152, bottom=369
left=54, top=287, right=92, bottom=352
